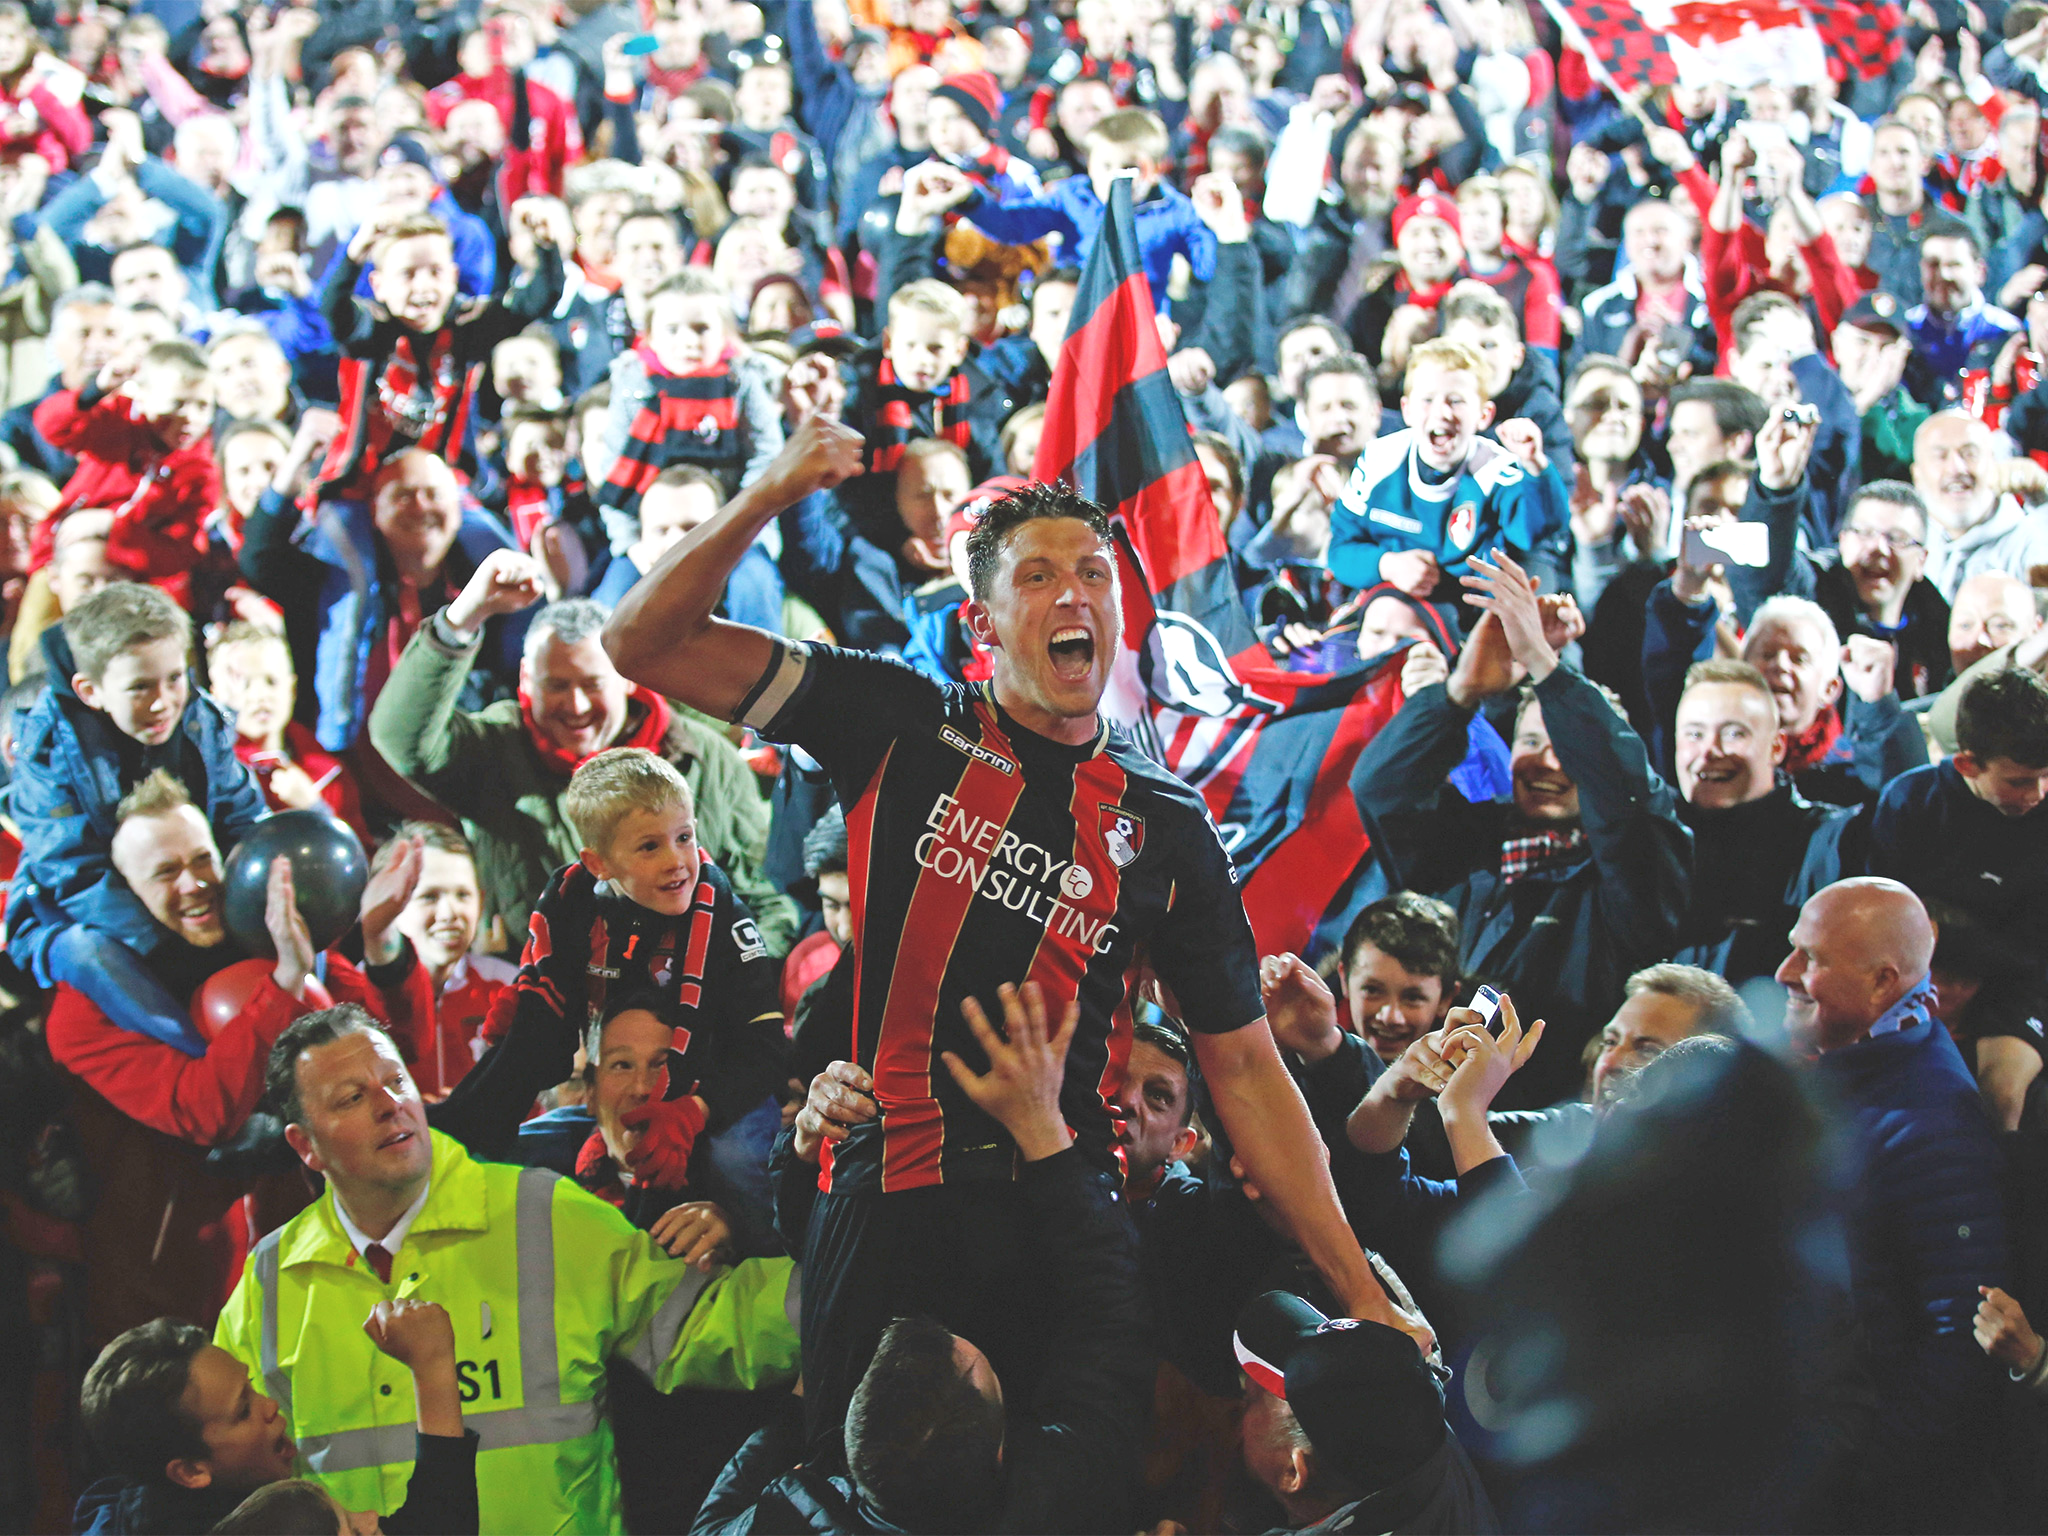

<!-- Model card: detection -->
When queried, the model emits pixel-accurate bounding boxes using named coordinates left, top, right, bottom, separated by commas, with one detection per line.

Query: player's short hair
left=1438, top=282, right=1517, bottom=336
left=1403, top=337, right=1490, bottom=397
left=1668, top=378, right=1769, bottom=442
left=1681, top=658, right=1777, bottom=718
left=887, top=277, right=973, bottom=332
left=1744, top=596, right=1840, bottom=677
left=80, top=1320, right=211, bottom=1481
left=371, top=212, right=452, bottom=261
left=564, top=746, right=693, bottom=854
left=503, top=402, right=572, bottom=438
left=1623, top=962, right=1751, bottom=1037
left=1340, top=891, right=1461, bottom=990
left=1085, top=107, right=1169, bottom=160
left=649, top=268, right=729, bottom=307
left=1957, top=665, right=2048, bottom=769
left=963, top=480, right=1113, bottom=600
left=115, top=767, right=194, bottom=826
left=136, top=338, right=208, bottom=382
left=64, top=582, right=191, bottom=684
left=265, top=1005, right=395, bottom=1125
left=371, top=820, right=475, bottom=879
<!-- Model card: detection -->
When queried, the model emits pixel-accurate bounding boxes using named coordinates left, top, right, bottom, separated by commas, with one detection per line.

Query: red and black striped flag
left=1032, top=177, right=1408, bottom=955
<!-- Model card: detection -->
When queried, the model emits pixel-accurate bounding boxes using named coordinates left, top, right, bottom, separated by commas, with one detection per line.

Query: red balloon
left=193, top=963, right=334, bottom=1039
left=194, top=958, right=275, bottom=1040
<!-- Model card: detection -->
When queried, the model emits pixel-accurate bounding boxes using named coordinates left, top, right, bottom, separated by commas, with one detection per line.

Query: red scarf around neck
left=1784, top=705, right=1844, bottom=776
left=521, top=684, right=674, bottom=778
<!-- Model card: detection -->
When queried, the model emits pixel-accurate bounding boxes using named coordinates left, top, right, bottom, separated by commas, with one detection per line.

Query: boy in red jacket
left=30, top=338, right=218, bottom=606
left=361, top=822, right=516, bottom=1099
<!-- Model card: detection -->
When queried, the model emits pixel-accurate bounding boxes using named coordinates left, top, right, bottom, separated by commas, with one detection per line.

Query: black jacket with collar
left=1349, top=667, right=1692, bottom=1109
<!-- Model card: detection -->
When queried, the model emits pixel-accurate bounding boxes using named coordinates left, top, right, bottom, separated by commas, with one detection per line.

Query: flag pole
left=1527, top=0, right=1659, bottom=131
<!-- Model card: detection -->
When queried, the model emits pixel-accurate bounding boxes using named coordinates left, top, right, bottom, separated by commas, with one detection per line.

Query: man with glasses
left=1816, top=483, right=1953, bottom=700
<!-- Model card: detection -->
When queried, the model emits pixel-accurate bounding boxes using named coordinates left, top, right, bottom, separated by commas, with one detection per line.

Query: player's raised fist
left=769, top=413, right=865, bottom=502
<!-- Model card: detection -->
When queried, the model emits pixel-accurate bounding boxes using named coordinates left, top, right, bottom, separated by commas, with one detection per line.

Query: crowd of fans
left=0, top=0, right=2044, bottom=1528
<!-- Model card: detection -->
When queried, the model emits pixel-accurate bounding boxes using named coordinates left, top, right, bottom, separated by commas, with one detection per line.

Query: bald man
left=1778, top=878, right=2011, bottom=1532
left=1912, top=412, right=2048, bottom=599
left=1949, top=570, right=2042, bottom=675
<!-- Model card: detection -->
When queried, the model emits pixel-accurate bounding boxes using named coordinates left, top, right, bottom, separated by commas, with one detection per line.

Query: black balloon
left=223, top=810, right=368, bottom=957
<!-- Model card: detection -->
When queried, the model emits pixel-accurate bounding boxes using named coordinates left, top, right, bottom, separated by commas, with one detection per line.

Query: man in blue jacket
left=1779, top=877, right=2012, bottom=1533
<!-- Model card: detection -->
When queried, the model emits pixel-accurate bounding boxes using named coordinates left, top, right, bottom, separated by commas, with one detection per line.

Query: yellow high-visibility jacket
left=216, top=1130, right=800, bottom=1534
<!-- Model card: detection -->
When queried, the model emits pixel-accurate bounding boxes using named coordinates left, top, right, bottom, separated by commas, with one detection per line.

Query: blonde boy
left=492, top=748, right=785, bottom=1165
left=1327, top=337, right=1568, bottom=600
left=598, top=270, right=783, bottom=530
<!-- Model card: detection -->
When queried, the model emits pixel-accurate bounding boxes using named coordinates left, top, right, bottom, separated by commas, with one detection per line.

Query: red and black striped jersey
left=741, top=641, right=1263, bottom=1192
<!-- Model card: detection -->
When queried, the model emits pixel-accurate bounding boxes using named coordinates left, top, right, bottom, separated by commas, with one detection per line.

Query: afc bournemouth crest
left=1446, top=501, right=1478, bottom=551
left=1101, top=808, right=1145, bottom=868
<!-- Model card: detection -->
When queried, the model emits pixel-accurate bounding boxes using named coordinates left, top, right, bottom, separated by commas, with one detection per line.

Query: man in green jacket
left=217, top=1005, right=800, bottom=1535
left=366, top=553, right=797, bottom=953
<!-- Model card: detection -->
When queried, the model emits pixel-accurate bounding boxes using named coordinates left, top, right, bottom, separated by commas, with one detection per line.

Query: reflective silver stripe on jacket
left=263, top=1166, right=602, bottom=1477
left=626, top=1257, right=713, bottom=1378
left=252, top=1229, right=292, bottom=1424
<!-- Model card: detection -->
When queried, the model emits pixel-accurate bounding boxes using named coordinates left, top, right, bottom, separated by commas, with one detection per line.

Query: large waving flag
left=1540, top=0, right=1871, bottom=89
left=1031, top=176, right=1407, bottom=955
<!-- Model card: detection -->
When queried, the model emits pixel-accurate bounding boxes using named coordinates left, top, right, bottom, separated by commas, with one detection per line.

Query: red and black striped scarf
left=581, top=855, right=722, bottom=1038
left=596, top=345, right=746, bottom=519
left=866, top=357, right=973, bottom=475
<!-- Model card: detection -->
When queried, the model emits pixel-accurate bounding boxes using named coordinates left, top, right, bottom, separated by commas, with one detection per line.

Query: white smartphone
left=1468, top=985, right=1503, bottom=1032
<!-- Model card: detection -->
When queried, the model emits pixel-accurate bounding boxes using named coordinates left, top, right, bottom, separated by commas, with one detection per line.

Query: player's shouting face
left=970, top=512, right=1122, bottom=741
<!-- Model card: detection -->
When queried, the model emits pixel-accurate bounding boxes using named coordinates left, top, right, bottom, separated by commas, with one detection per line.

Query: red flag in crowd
left=1031, top=177, right=1407, bottom=955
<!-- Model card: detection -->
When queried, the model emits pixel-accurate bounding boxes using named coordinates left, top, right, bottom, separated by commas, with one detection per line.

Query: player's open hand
left=945, top=981, right=1078, bottom=1162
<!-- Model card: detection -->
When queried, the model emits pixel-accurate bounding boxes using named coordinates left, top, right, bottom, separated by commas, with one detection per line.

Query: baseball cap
left=378, top=133, right=442, bottom=183
left=1233, top=1291, right=1447, bottom=1494
left=947, top=474, right=1030, bottom=544
left=1392, top=190, right=1461, bottom=245
left=1840, top=290, right=1905, bottom=339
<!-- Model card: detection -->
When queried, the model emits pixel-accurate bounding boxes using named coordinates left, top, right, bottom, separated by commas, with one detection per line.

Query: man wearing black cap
left=1835, top=290, right=1929, bottom=483
left=361, top=133, right=497, bottom=300
left=1235, top=1291, right=1498, bottom=1534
